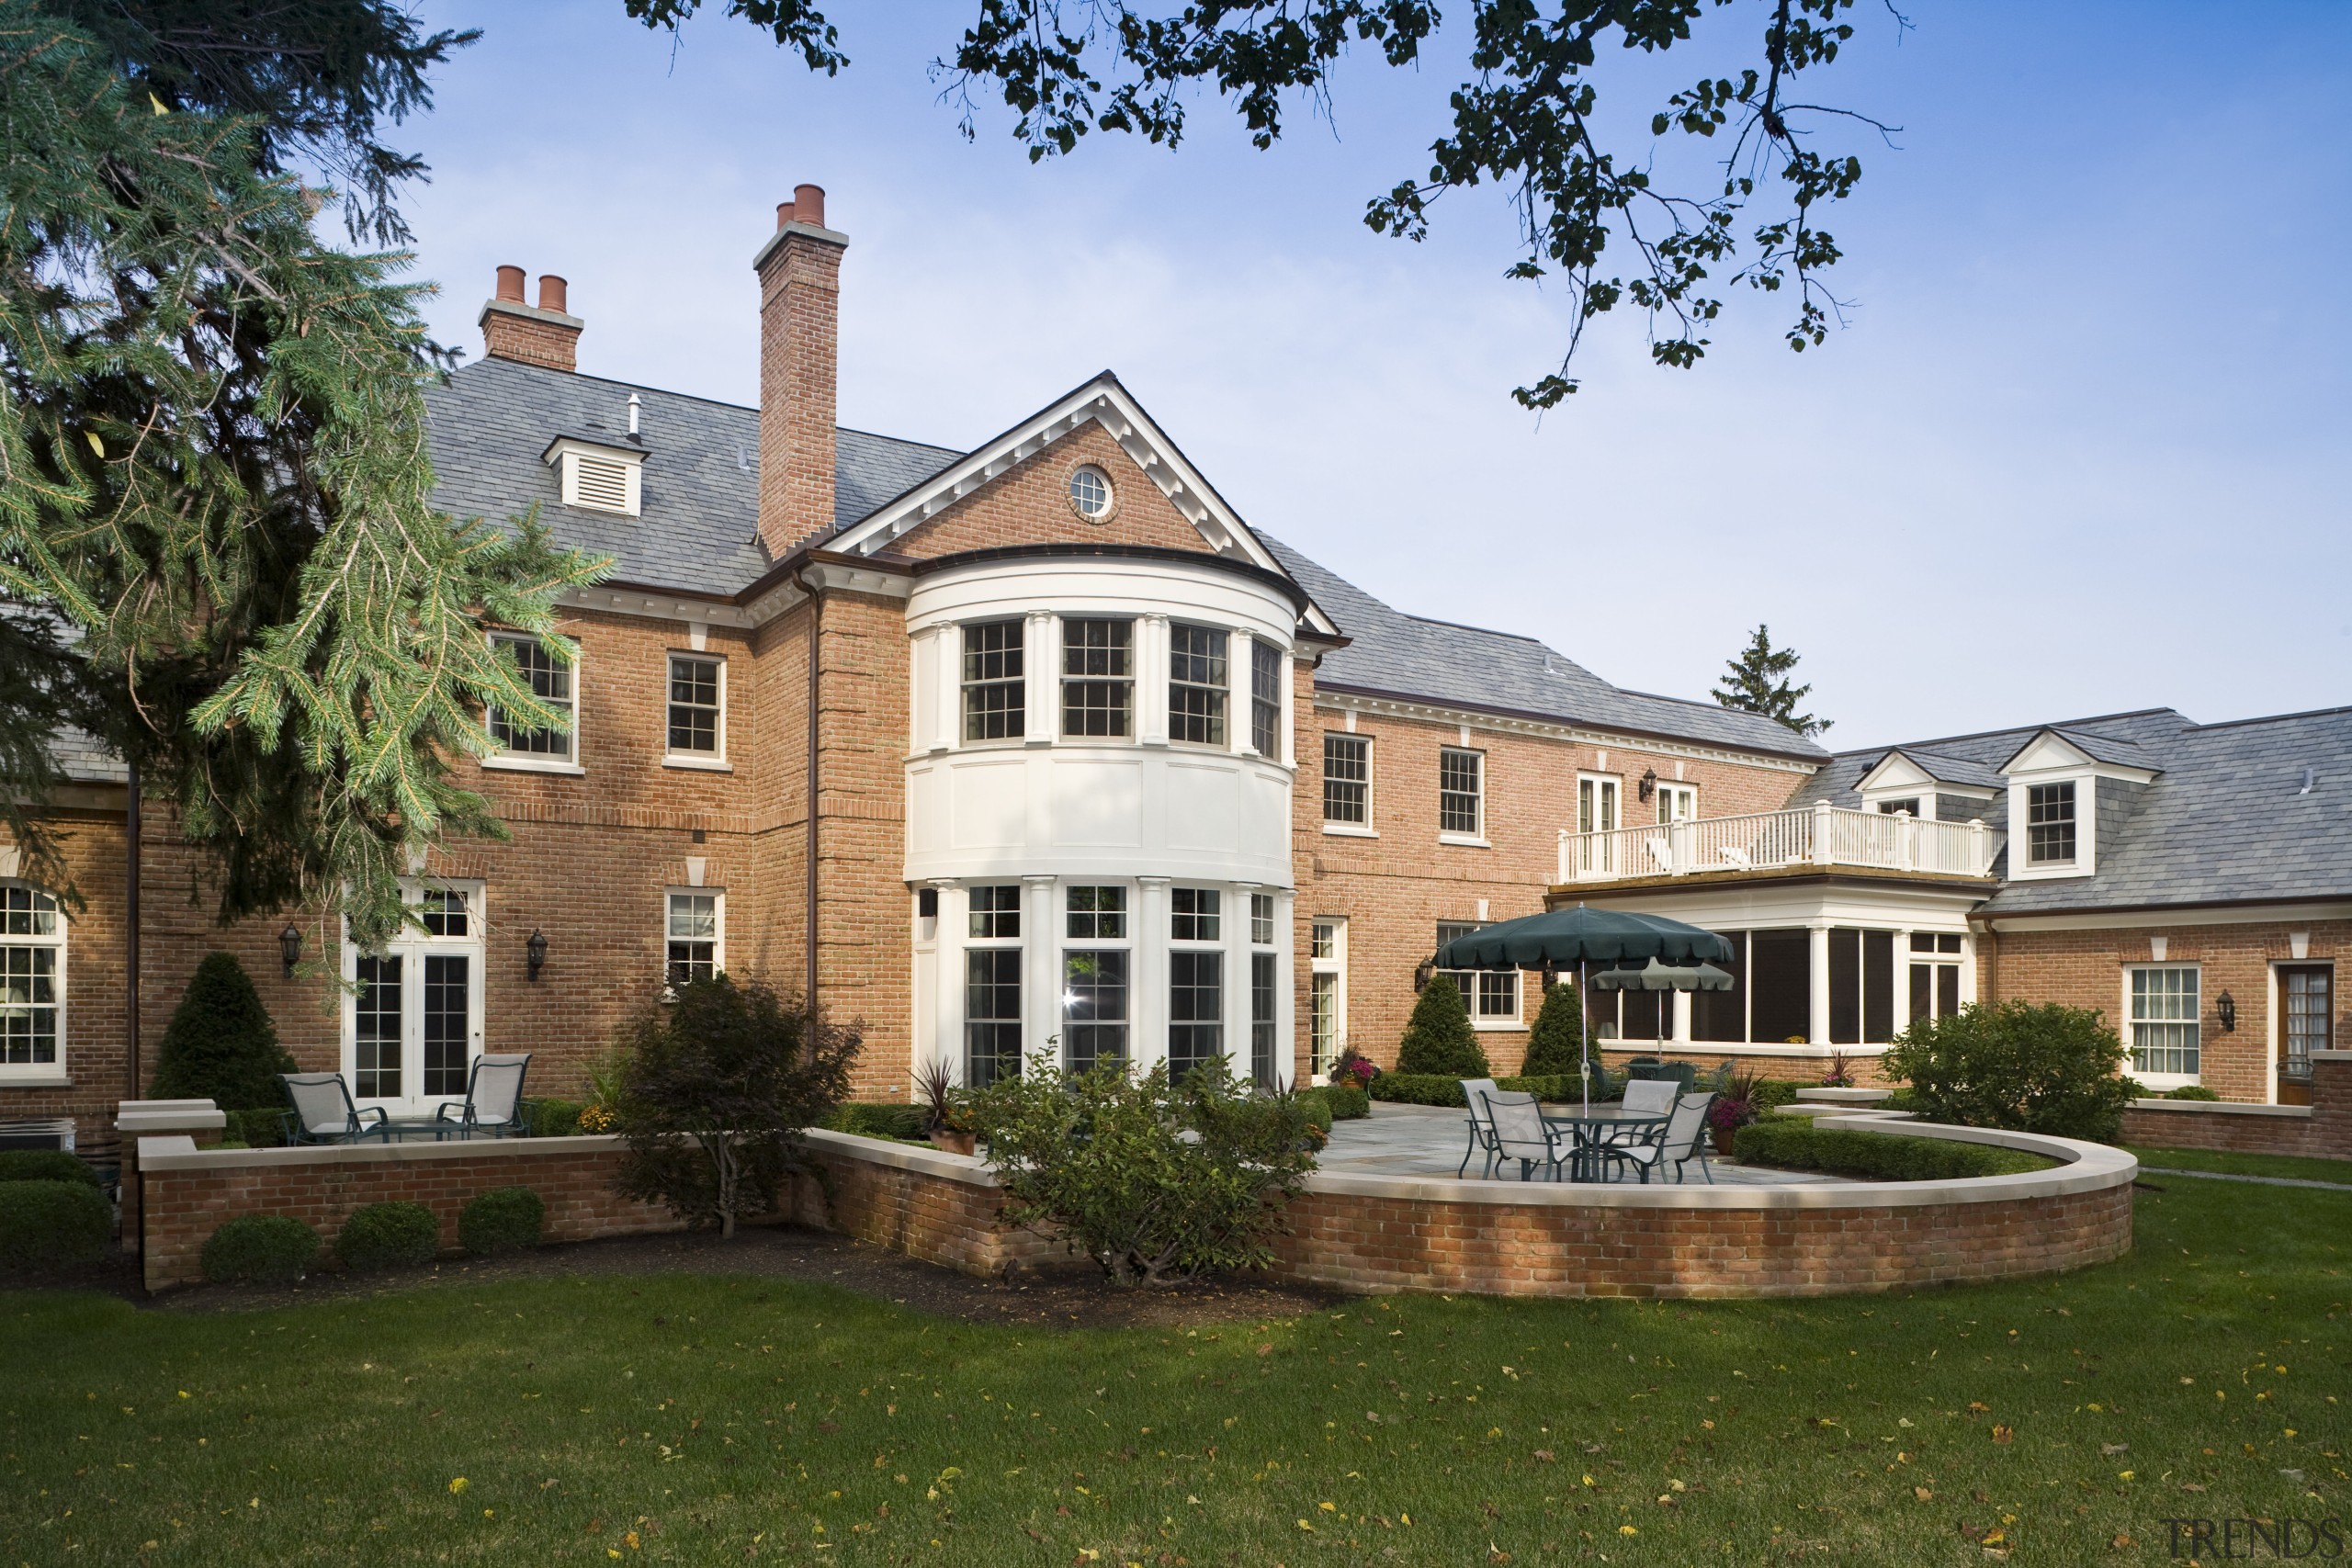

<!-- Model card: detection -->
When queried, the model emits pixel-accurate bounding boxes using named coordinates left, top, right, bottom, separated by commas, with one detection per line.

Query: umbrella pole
left=1579, top=958, right=1590, bottom=1118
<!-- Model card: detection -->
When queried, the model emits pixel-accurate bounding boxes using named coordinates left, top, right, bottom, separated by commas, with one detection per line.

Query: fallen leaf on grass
left=1914, top=1488, right=1933, bottom=1502
left=1992, top=1426, right=2014, bottom=1444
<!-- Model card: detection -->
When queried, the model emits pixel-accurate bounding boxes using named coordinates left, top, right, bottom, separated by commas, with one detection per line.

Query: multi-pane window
left=2282, top=965, right=2333, bottom=1079
left=1309, top=918, right=1344, bottom=1077
left=968, top=884, right=1022, bottom=939
left=2130, top=965, right=2199, bottom=1077
left=2026, top=782, right=2076, bottom=864
left=1439, top=748, right=1484, bottom=837
left=1062, top=951, right=1128, bottom=1074
left=1436, top=920, right=1516, bottom=1021
left=1066, top=885, right=1125, bottom=939
left=1657, top=784, right=1698, bottom=824
left=1169, top=952, right=1224, bottom=1079
left=965, top=950, right=1023, bottom=1088
left=961, top=619, right=1025, bottom=741
left=0, top=886, right=62, bottom=1072
left=1250, top=640, right=1283, bottom=756
left=420, top=887, right=469, bottom=938
left=1877, top=797, right=1922, bottom=818
left=421, top=954, right=471, bottom=1097
left=1250, top=952, right=1278, bottom=1090
left=1060, top=618, right=1134, bottom=739
left=353, top=955, right=402, bottom=1099
left=1907, top=931, right=1963, bottom=1024
left=667, top=655, right=723, bottom=756
left=1168, top=624, right=1227, bottom=746
left=1170, top=887, right=1221, bottom=942
left=1323, top=735, right=1370, bottom=825
left=488, top=633, right=574, bottom=760
left=666, top=891, right=721, bottom=986
left=1250, top=893, right=1275, bottom=947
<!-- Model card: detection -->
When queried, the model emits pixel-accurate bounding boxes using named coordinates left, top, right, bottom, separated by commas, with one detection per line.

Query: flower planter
left=1711, top=1124, right=1737, bottom=1156
left=928, top=1129, right=977, bottom=1157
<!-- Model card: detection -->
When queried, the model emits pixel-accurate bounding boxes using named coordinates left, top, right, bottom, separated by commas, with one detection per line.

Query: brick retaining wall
left=2119, top=1050, right=2350, bottom=1160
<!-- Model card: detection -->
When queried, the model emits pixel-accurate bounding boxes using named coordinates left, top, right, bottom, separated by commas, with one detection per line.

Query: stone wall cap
left=2310, top=1050, right=2352, bottom=1065
left=136, top=1132, right=628, bottom=1173
left=119, top=1107, right=228, bottom=1134
left=137, top=1135, right=198, bottom=1160
left=2126, top=1097, right=2312, bottom=1118
left=802, top=1127, right=1001, bottom=1186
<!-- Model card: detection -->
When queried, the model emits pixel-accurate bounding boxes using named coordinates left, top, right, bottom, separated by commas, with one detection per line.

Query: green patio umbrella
left=1589, top=958, right=1736, bottom=992
left=1430, top=905, right=1735, bottom=1115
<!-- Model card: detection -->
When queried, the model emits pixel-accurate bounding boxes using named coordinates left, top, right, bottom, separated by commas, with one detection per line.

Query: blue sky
left=399, top=2, right=2350, bottom=749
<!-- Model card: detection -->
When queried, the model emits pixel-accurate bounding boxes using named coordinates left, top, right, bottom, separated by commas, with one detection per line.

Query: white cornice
left=559, top=586, right=763, bottom=629
left=1982, top=900, right=2352, bottom=933
left=1314, top=692, right=1819, bottom=775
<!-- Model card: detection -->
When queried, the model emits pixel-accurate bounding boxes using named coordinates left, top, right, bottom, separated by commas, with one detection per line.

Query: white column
left=910, top=888, right=937, bottom=1100
left=1227, top=884, right=1256, bottom=1076
left=1811, top=799, right=1836, bottom=866
left=1671, top=987, right=1692, bottom=1046
left=1024, top=874, right=1057, bottom=1069
left=1275, top=888, right=1297, bottom=1089
left=1136, top=876, right=1170, bottom=1071
left=932, top=630, right=959, bottom=752
left=1231, top=633, right=1254, bottom=754
left=910, top=626, right=935, bottom=755
left=1139, top=615, right=1170, bottom=746
left=1024, top=610, right=1056, bottom=747
left=937, top=882, right=967, bottom=1084
left=1282, top=651, right=1299, bottom=769
left=1807, top=924, right=1832, bottom=1048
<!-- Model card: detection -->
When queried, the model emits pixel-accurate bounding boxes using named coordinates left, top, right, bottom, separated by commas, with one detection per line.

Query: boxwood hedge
left=1732, top=1118, right=2055, bottom=1180
left=0, top=1179, right=110, bottom=1268
left=335, top=1201, right=440, bottom=1271
left=200, top=1214, right=319, bottom=1283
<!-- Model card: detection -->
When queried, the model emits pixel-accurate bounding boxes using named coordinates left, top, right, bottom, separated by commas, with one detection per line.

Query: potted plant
left=1710, top=1069, right=1761, bottom=1156
left=913, top=1057, right=977, bottom=1156
left=1333, top=1046, right=1380, bottom=1089
left=1820, top=1049, right=1855, bottom=1089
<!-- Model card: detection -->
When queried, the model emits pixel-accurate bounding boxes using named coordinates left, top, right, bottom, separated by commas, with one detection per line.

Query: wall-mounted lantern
left=1413, top=958, right=1434, bottom=993
left=526, top=928, right=548, bottom=982
left=277, top=922, right=302, bottom=976
left=1638, top=768, right=1657, bottom=802
left=2216, top=990, right=2236, bottom=1032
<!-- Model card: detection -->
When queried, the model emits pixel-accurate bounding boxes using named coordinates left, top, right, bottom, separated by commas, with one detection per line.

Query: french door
left=343, top=884, right=486, bottom=1118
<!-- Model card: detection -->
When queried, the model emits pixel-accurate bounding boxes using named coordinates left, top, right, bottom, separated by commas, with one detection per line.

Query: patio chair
left=1483, top=1092, right=1570, bottom=1182
left=1457, top=1077, right=1502, bottom=1178
left=278, top=1073, right=390, bottom=1146
left=1621, top=1078, right=1679, bottom=1115
left=1604, top=1091, right=1717, bottom=1185
left=432, top=1053, right=534, bottom=1140
left=1718, top=847, right=1753, bottom=870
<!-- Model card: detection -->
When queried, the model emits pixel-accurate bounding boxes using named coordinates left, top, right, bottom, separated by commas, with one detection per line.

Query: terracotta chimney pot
left=793, top=184, right=827, bottom=229
left=480, top=265, right=582, bottom=373
left=495, top=264, right=526, bottom=302
left=537, top=274, right=568, bottom=313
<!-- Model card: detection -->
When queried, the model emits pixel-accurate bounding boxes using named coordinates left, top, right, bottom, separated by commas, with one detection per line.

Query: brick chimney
left=752, top=185, right=845, bottom=558
left=480, top=267, right=582, bottom=372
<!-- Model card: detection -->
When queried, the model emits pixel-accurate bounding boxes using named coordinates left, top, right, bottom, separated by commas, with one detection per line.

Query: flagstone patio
left=1317, top=1100, right=1856, bottom=1186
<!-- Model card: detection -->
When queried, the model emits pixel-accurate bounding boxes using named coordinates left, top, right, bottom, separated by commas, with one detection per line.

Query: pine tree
left=1711, top=624, right=1832, bottom=739
left=148, top=953, right=298, bottom=1111
left=0, top=6, right=605, bottom=943
left=1396, top=976, right=1489, bottom=1077
left=1519, top=980, right=1587, bottom=1077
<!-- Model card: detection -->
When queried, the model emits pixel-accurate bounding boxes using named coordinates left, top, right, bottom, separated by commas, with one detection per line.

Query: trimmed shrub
left=0, top=1149, right=99, bottom=1188
left=220, top=1108, right=289, bottom=1148
left=1368, top=1072, right=1465, bottom=1107
left=201, top=1214, right=319, bottom=1284
left=1882, top=1000, right=2132, bottom=1143
left=0, top=1180, right=110, bottom=1268
left=1294, top=1088, right=1336, bottom=1135
left=530, top=1099, right=587, bottom=1138
left=336, top=1201, right=439, bottom=1272
left=148, top=953, right=298, bottom=1112
left=822, top=1102, right=929, bottom=1142
left=1732, top=1119, right=2054, bottom=1180
left=1396, top=978, right=1489, bottom=1077
left=2164, top=1085, right=2222, bottom=1101
left=1750, top=1078, right=1804, bottom=1114
left=1518, top=982, right=1587, bottom=1077
left=1324, top=1082, right=1370, bottom=1120
left=458, top=1187, right=546, bottom=1256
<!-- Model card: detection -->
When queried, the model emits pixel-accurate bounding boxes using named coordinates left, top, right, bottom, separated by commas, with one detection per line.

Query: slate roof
left=423, top=355, right=961, bottom=596
left=1877, top=748, right=2005, bottom=790
left=1261, top=536, right=1830, bottom=761
left=1792, top=706, right=2352, bottom=912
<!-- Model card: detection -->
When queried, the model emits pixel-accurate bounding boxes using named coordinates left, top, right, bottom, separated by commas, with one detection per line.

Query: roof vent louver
left=543, top=437, right=644, bottom=516
left=573, top=455, right=629, bottom=512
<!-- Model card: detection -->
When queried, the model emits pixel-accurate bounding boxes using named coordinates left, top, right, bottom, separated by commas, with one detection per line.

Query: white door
left=344, top=883, right=486, bottom=1118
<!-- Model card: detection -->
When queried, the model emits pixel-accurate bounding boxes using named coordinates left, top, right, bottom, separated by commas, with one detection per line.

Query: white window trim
left=0, top=881, right=67, bottom=1085
left=662, top=650, right=729, bottom=770
left=1438, top=745, right=1486, bottom=844
left=663, top=886, right=728, bottom=988
left=2122, top=962, right=2200, bottom=1089
left=339, top=878, right=488, bottom=1114
left=2008, top=773, right=2094, bottom=881
left=1308, top=917, right=1348, bottom=1086
left=1059, top=883, right=1136, bottom=1073
left=484, top=631, right=582, bottom=772
left=1467, top=971, right=1523, bottom=1030
left=1576, top=772, right=1623, bottom=832
left=1657, top=782, right=1699, bottom=824
left=1321, top=731, right=1374, bottom=834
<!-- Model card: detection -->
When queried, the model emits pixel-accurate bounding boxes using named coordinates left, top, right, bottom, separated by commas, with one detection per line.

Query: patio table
left=1541, top=1107, right=1670, bottom=1184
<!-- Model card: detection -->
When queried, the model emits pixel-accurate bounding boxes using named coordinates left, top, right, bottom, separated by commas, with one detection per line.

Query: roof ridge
left=2185, top=704, right=2352, bottom=733
left=449, top=358, right=963, bottom=454
left=1829, top=706, right=2187, bottom=759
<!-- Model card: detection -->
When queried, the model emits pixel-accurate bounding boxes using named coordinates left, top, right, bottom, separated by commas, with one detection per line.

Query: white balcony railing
left=1558, top=801, right=2003, bottom=884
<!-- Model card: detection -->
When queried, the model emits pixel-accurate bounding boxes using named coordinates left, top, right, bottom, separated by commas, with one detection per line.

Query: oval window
left=1068, top=466, right=1112, bottom=520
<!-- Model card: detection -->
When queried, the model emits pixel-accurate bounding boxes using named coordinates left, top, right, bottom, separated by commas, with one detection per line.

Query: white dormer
left=542, top=435, right=645, bottom=517
left=1854, top=750, right=1998, bottom=819
left=1998, top=729, right=2160, bottom=882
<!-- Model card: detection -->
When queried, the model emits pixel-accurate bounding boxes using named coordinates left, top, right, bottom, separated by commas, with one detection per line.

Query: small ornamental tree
left=148, top=953, right=296, bottom=1110
left=1518, top=980, right=1587, bottom=1077
left=1881, top=1000, right=2132, bottom=1144
left=1396, top=975, right=1488, bottom=1077
left=610, top=976, right=857, bottom=1237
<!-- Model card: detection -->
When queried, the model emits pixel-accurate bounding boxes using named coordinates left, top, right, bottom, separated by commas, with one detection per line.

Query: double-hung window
left=488, top=632, right=576, bottom=761
left=1060, top=618, right=1134, bottom=738
left=0, top=885, right=62, bottom=1077
left=1249, top=893, right=1277, bottom=1089
left=961, top=620, right=1025, bottom=741
left=1323, top=735, right=1370, bottom=826
left=2026, top=782, right=2076, bottom=865
left=965, top=885, right=1023, bottom=1087
left=1439, top=748, right=1484, bottom=838
left=667, top=655, right=724, bottom=759
left=1249, top=640, right=1283, bottom=756
left=1436, top=919, right=1518, bottom=1023
left=1168, top=625, right=1227, bottom=746
left=1169, top=888, right=1223, bottom=1079
left=666, top=890, right=722, bottom=986
left=1062, top=886, right=1128, bottom=1074
left=2129, top=965, right=2199, bottom=1077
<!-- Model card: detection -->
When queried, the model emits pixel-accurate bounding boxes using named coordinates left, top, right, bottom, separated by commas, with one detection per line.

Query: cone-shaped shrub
left=1519, top=982, right=1587, bottom=1077
left=149, top=953, right=296, bottom=1111
left=1396, top=976, right=1488, bottom=1077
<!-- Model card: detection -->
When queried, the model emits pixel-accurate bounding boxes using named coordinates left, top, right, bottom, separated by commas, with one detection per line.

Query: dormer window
left=1876, top=797, right=1921, bottom=818
left=2026, top=781, right=2076, bottom=865
left=543, top=436, right=645, bottom=516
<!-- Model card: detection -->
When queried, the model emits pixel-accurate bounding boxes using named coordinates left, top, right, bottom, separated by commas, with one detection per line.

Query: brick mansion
left=4, top=186, right=2344, bottom=1151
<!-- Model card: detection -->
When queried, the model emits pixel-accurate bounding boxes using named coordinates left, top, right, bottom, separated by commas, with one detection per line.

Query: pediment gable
left=1857, top=751, right=1939, bottom=793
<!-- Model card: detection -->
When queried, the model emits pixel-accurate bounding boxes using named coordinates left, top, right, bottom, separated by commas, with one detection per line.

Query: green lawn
left=2126, top=1144, right=2352, bottom=1188
left=6, top=1177, right=2348, bottom=1565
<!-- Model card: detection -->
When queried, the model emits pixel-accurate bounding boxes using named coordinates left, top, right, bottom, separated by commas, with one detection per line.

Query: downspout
left=124, top=758, right=141, bottom=1102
